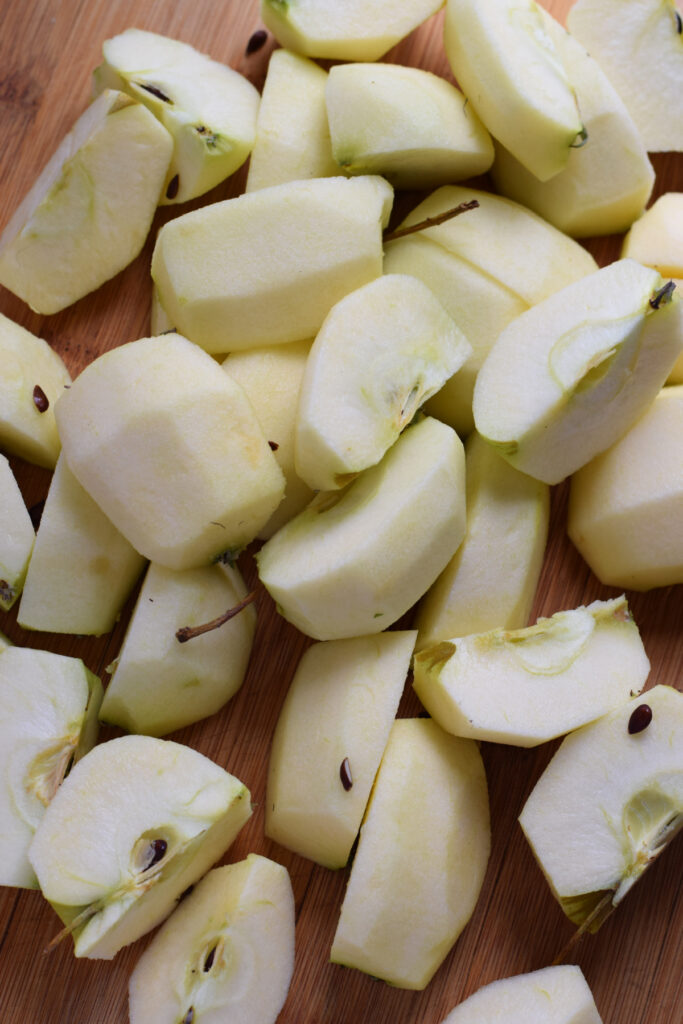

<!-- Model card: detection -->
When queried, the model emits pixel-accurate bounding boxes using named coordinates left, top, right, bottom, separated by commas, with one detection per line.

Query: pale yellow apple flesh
left=439, top=965, right=603, bottom=1023
left=0, top=455, right=35, bottom=612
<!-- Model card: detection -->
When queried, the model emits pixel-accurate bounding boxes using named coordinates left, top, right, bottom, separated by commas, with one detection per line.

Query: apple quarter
left=266, top=631, right=416, bottom=868
left=439, top=965, right=603, bottom=1023
left=413, top=596, right=650, bottom=747
left=0, top=455, right=35, bottom=611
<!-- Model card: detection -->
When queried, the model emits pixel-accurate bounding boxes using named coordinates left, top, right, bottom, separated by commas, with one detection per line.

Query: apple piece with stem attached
left=295, top=273, right=471, bottom=491
left=266, top=630, right=416, bottom=868
left=129, top=854, right=295, bottom=1024
left=330, top=718, right=490, bottom=989
left=439, top=965, right=603, bottom=1023
left=0, top=90, right=172, bottom=314
left=28, top=735, right=252, bottom=959
left=473, top=260, right=683, bottom=484
left=413, top=596, right=650, bottom=747
left=0, top=647, right=102, bottom=888
left=0, top=312, right=71, bottom=469
left=0, top=455, right=35, bottom=611
left=18, top=455, right=146, bottom=636
left=94, top=29, right=259, bottom=205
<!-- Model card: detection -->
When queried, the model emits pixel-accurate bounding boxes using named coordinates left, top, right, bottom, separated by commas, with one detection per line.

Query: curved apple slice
left=439, top=965, right=603, bottom=1023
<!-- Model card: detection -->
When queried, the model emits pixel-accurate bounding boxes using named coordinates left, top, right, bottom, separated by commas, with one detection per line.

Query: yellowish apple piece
left=439, top=965, right=603, bottom=1023
left=0, top=455, right=34, bottom=612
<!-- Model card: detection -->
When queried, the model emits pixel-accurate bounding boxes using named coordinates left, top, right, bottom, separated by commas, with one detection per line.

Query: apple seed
left=32, top=384, right=49, bottom=412
left=340, top=757, right=353, bottom=791
left=246, top=29, right=267, bottom=55
left=628, top=703, right=653, bottom=734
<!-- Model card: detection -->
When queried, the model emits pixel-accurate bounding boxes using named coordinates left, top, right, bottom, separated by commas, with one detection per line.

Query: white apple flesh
left=0, top=455, right=35, bottom=611
left=439, top=965, right=603, bottom=1023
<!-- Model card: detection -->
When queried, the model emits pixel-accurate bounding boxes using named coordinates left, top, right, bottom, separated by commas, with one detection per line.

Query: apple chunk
left=519, top=685, right=683, bottom=931
left=28, top=735, right=252, bottom=958
left=439, top=965, right=603, bottom=1023
left=0, top=455, right=35, bottom=611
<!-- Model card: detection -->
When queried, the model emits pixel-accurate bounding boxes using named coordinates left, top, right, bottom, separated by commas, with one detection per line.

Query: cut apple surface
left=0, top=647, right=102, bottom=888
left=0, top=90, right=172, bottom=314
left=28, top=735, right=252, bottom=959
left=129, top=854, right=295, bottom=1024
left=413, top=596, right=650, bottom=747
left=266, top=631, right=416, bottom=868
left=519, top=685, right=683, bottom=930
left=0, top=454, right=35, bottom=612
left=439, top=965, right=603, bottom=1023
left=331, top=718, right=490, bottom=989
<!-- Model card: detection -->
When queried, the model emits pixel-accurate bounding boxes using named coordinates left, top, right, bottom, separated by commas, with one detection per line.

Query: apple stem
left=382, top=200, right=479, bottom=243
left=175, top=589, right=258, bottom=643
left=551, top=891, right=614, bottom=965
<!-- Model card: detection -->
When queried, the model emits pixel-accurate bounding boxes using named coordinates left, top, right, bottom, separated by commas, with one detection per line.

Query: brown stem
left=383, top=199, right=479, bottom=243
left=551, top=891, right=614, bottom=965
left=175, top=590, right=258, bottom=644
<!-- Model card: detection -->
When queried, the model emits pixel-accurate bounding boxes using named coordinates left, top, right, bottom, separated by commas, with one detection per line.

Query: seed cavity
left=340, top=757, right=353, bottom=791
left=246, top=29, right=268, bottom=55
left=144, top=838, right=168, bottom=870
left=649, top=280, right=676, bottom=309
left=181, top=1008, right=195, bottom=1024
left=628, top=704, right=652, bottom=735
left=166, top=174, right=180, bottom=200
left=203, top=943, right=218, bottom=972
left=268, top=440, right=279, bottom=451
left=138, top=82, right=172, bottom=103
left=33, top=385, right=49, bottom=412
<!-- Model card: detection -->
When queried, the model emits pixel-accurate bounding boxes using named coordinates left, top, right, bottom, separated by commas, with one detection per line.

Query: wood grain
left=0, top=2, right=681, bottom=1022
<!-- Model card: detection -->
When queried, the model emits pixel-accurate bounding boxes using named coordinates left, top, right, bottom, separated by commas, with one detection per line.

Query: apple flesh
left=0, top=90, right=172, bottom=314
left=266, top=631, right=416, bottom=868
left=439, top=965, right=603, bottom=1023
left=0, top=647, right=102, bottom=888
left=413, top=596, right=650, bottom=747
left=0, top=455, right=35, bottom=611
left=330, top=718, right=490, bottom=989
left=129, top=854, right=295, bottom=1024
left=28, top=735, right=252, bottom=958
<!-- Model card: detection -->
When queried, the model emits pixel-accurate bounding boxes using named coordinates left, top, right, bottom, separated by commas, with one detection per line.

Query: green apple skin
left=266, top=631, right=416, bottom=868
left=569, top=387, right=683, bottom=590
left=55, top=335, right=285, bottom=570
left=246, top=49, right=337, bottom=193
left=95, top=29, right=260, bottom=205
left=257, top=416, right=466, bottom=641
left=129, top=855, right=295, bottom=1024
left=568, top=0, right=683, bottom=153
left=99, top=561, right=256, bottom=737
left=519, top=685, right=683, bottom=930
left=444, top=0, right=583, bottom=182
left=415, top=432, right=548, bottom=649
left=260, top=0, right=445, bottom=61
left=331, top=718, right=490, bottom=990
left=439, top=965, right=603, bottom=1023
left=17, top=455, right=146, bottom=636
left=326, top=63, right=493, bottom=189
left=0, top=647, right=102, bottom=889
left=28, top=735, right=252, bottom=959
left=473, top=261, right=683, bottom=484
left=413, top=596, right=650, bottom=747
left=222, top=340, right=315, bottom=539
left=295, top=273, right=471, bottom=491
left=0, top=455, right=35, bottom=612
left=151, top=175, right=393, bottom=353
left=0, top=313, right=71, bottom=469
left=0, top=91, right=172, bottom=315
left=492, top=9, right=654, bottom=237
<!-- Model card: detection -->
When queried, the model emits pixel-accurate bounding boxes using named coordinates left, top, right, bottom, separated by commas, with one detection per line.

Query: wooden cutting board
left=0, top=2, right=681, bottom=1022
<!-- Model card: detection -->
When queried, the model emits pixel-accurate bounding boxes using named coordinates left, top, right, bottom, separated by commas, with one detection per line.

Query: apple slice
left=266, top=631, right=416, bottom=868
left=295, top=274, right=471, bottom=491
left=28, top=735, right=252, bottom=959
left=413, top=596, right=650, bottom=747
left=569, top=387, right=683, bottom=590
left=260, top=0, right=445, bottom=61
left=246, top=49, right=337, bottom=193
left=150, top=286, right=175, bottom=336
left=99, top=560, right=256, bottom=737
left=152, top=175, right=392, bottom=353
left=95, top=29, right=259, bottom=204
left=55, top=334, right=285, bottom=570
left=519, top=685, right=683, bottom=931
left=415, top=432, right=549, bottom=650
left=0, top=455, right=34, bottom=611
left=444, top=0, right=583, bottom=182
left=129, top=855, right=295, bottom=1024
left=0, top=647, right=102, bottom=888
left=568, top=0, right=683, bottom=152
left=439, top=965, right=603, bottom=1023
left=0, top=312, right=71, bottom=469
left=473, top=260, right=683, bottom=484
left=0, top=90, right=172, bottom=314
left=18, top=455, right=145, bottom=636
left=330, top=718, right=490, bottom=989
left=257, top=416, right=466, bottom=640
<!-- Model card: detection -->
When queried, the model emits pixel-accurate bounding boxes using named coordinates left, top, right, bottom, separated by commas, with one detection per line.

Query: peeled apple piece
left=0, top=455, right=34, bottom=612
left=55, top=335, right=285, bottom=570
left=257, top=416, right=466, bottom=640
left=473, top=260, right=683, bottom=484
left=129, top=855, right=295, bottom=1024
left=95, top=29, right=260, bottom=204
left=413, top=596, right=650, bottom=747
left=151, top=175, right=393, bottom=353
left=439, top=965, right=603, bottom=1023
left=444, top=0, right=583, bottom=182
left=0, top=90, right=172, bottom=314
